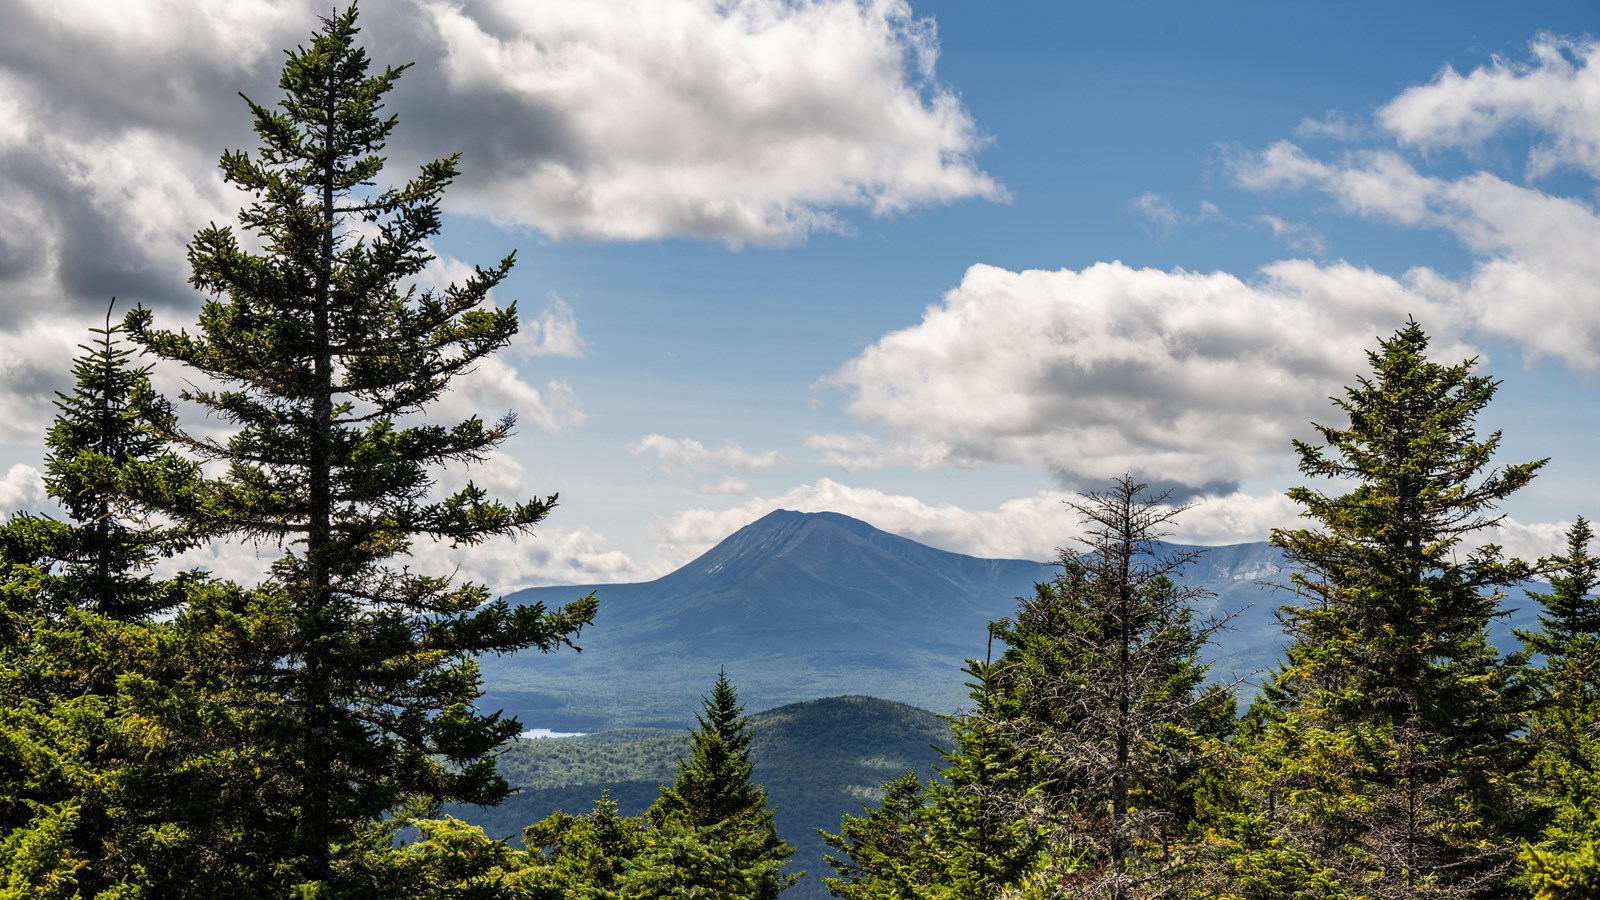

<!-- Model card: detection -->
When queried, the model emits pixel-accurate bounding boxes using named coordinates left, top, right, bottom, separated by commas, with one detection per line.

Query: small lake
left=519, top=727, right=587, bottom=740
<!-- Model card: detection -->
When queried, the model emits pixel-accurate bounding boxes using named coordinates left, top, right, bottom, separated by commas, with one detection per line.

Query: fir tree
left=825, top=479, right=1230, bottom=900
left=918, top=675, right=1045, bottom=899
left=0, top=310, right=224, bottom=896
left=647, top=671, right=796, bottom=898
left=40, top=304, right=204, bottom=621
left=981, top=477, right=1234, bottom=899
left=522, top=792, right=647, bottom=898
left=121, top=7, right=595, bottom=889
left=1518, top=518, right=1600, bottom=895
left=823, top=772, right=941, bottom=899
left=1256, top=320, right=1542, bottom=897
left=616, top=818, right=789, bottom=900
left=822, top=658, right=1044, bottom=900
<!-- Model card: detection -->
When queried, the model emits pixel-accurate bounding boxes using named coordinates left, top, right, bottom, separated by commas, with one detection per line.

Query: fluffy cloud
left=434, top=449, right=529, bottom=499
left=419, top=0, right=1003, bottom=244
left=2, top=0, right=996, bottom=282
left=437, top=362, right=585, bottom=436
left=631, top=434, right=782, bottom=476
left=164, top=523, right=639, bottom=596
left=0, top=1, right=302, bottom=329
left=405, top=525, right=640, bottom=593
left=0, top=0, right=990, bottom=448
left=1225, top=37, right=1600, bottom=370
left=517, top=296, right=586, bottom=358
left=1234, top=142, right=1600, bottom=369
left=0, top=318, right=96, bottom=444
left=821, top=259, right=1463, bottom=492
left=1379, top=35, right=1600, bottom=179
left=0, top=464, right=45, bottom=515
left=0, top=96, right=236, bottom=330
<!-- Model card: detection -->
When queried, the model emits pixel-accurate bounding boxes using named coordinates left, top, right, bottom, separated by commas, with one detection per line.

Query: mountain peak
left=485, top=511, right=1331, bottom=730
left=673, top=509, right=887, bottom=589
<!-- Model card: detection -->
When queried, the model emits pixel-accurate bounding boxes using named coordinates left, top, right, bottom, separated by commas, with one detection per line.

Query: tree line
left=821, top=326, right=1597, bottom=899
left=2, top=6, right=1596, bottom=899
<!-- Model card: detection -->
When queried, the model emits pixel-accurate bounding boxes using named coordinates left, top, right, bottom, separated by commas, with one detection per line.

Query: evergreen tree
left=981, top=477, right=1234, bottom=899
left=39, top=305, right=204, bottom=620
left=0, top=310, right=227, bottom=896
left=522, top=793, right=646, bottom=898
left=1517, top=518, right=1600, bottom=895
left=349, top=810, right=543, bottom=900
left=121, top=7, right=595, bottom=889
left=0, top=525, right=90, bottom=898
left=1255, top=320, right=1542, bottom=897
left=825, top=479, right=1230, bottom=900
left=647, top=671, right=796, bottom=898
left=918, top=682, right=1045, bottom=899
left=824, top=772, right=942, bottom=899
left=822, top=659, right=1044, bottom=900
left=615, top=819, right=788, bottom=900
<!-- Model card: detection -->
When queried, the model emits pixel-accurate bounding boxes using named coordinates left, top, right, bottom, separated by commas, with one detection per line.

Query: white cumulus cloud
left=407, top=524, right=640, bottom=593
left=821, top=259, right=1465, bottom=493
left=1379, top=35, right=1600, bottom=180
left=420, top=0, right=1003, bottom=245
left=0, top=0, right=991, bottom=448
left=1227, top=37, right=1600, bottom=371
left=1234, top=142, right=1600, bottom=370
left=0, top=464, right=45, bottom=515
left=518, top=296, right=586, bottom=358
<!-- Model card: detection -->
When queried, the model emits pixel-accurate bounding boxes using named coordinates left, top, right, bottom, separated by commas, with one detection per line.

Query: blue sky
left=2, top=0, right=1598, bottom=591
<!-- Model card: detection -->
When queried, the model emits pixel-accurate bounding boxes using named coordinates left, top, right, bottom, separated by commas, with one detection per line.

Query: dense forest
left=3, top=7, right=1598, bottom=899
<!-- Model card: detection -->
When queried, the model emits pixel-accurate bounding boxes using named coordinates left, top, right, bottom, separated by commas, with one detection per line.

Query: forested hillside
left=455, top=696, right=950, bottom=900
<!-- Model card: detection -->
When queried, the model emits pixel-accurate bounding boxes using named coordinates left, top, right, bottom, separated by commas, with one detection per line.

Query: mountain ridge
left=480, top=509, right=1307, bottom=729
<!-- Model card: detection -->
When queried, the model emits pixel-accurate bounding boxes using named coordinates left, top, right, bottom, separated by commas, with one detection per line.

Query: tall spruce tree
left=825, top=478, right=1232, bottom=900
left=1254, top=320, right=1542, bottom=897
left=122, top=7, right=595, bottom=889
left=1517, top=518, right=1600, bottom=896
left=646, top=671, right=796, bottom=898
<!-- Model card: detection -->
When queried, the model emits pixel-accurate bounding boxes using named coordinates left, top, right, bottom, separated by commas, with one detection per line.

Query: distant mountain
left=454, top=695, right=951, bottom=900
left=480, top=509, right=1543, bottom=730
